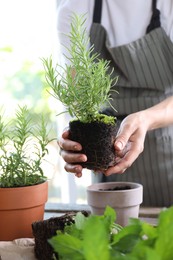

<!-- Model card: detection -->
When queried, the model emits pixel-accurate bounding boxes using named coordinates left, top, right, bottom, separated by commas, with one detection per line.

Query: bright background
left=0, top=0, right=92, bottom=205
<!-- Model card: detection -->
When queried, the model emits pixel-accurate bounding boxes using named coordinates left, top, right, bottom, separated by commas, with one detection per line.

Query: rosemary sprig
left=0, top=106, right=54, bottom=187
left=43, top=14, right=118, bottom=124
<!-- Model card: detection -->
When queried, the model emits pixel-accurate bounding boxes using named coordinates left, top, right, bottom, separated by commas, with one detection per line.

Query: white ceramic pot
left=87, top=182, right=143, bottom=226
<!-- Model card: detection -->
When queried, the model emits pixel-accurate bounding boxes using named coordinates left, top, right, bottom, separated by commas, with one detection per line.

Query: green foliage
left=0, top=106, right=54, bottom=188
left=43, top=14, right=118, bottom=124
left=49, top=206, right=173, bottom=260
left=49, top=206, right=121, bottom=260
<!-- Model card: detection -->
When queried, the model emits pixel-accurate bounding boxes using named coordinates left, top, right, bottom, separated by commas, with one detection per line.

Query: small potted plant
left=0, top=105, right=54, bottom=241
left=42, top=14, right=119, bottom=171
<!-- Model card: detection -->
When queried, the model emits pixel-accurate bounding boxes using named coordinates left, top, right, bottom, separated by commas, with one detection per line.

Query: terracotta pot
left=87, top=182, right=143, bottom=226
left=0, top=181, right=48, bottom=241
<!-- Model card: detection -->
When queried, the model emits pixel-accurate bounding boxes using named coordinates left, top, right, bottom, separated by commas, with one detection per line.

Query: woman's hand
left=58, top=112, right=149, bottom=177
left=58, top=128, right=87, bottom=177
left=104, top=111, right=149, bottom=176
left=59, top=111, right=150, bottom=177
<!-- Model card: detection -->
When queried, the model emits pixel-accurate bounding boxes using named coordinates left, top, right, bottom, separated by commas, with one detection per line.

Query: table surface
left=44, top=203, right=164, bottom=226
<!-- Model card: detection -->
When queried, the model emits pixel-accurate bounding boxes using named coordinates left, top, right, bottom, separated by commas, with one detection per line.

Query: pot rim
left=87, top=182, right=143, bottom=207
left=87, top=181, right=143, bottom=193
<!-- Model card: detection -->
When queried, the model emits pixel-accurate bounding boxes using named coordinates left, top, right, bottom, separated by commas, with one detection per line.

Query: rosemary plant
left=0, top=106, right=54, bottom=188
left=43, top=14, right=118, bottom=124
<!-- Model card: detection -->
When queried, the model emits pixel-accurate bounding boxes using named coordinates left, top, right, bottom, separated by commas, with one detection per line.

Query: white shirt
left=57, top=0, right=173, bottom=59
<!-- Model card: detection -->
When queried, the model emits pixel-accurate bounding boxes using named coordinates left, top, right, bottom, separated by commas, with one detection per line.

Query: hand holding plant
left=42, top=14, right=119, bottom=171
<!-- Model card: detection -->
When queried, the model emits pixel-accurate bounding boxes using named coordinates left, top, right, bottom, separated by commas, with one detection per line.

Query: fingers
left=105, top=113, right=147, bottom=176
left=61, top=149, right=87, bottom=164
left=114, top=135, right=129, bottom=152
left=115, top=142, right=131, bottom=158
left=105, top=140, right=144, bottom=176
left=115, top=120, right=135, bottom=151
left=115, top=113, right=146, bottom=152
left=58, top=129, right=82, bottom=152
left=61, top=151, right=86, bottom=177
left=58, top=128, right=87, bottom=177
left=60, top=149, right=87, bottom=177
left=64, top=163, right=83, bottom=178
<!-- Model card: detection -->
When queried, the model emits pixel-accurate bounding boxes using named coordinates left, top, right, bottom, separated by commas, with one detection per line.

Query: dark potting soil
left=99, top=185, right=132, bottom=191
left=69, top=119, right=119, bottom=171
left=32, top=211, right=89, bottom=260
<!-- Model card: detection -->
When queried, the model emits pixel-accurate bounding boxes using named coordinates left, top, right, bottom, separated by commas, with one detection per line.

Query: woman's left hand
left=104, top=111, right=149, bottom=176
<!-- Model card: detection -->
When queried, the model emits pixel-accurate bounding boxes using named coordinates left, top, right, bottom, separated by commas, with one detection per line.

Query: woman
left=57, top=0, right=173, bottom=207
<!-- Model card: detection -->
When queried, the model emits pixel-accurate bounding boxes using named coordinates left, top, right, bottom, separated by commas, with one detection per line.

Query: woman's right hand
left=58, top=128, right=87, bottom=177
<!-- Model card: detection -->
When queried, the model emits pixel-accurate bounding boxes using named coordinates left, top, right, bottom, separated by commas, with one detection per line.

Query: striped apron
left=91, top=0, right=173, bottom=207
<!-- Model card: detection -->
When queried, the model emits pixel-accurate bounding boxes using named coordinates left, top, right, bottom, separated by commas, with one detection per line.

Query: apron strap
left=93, top=0, right=102, bottom=23
left=146, top=0, right=161, bottom=33
left=93, top=0, right=160, bottom=33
